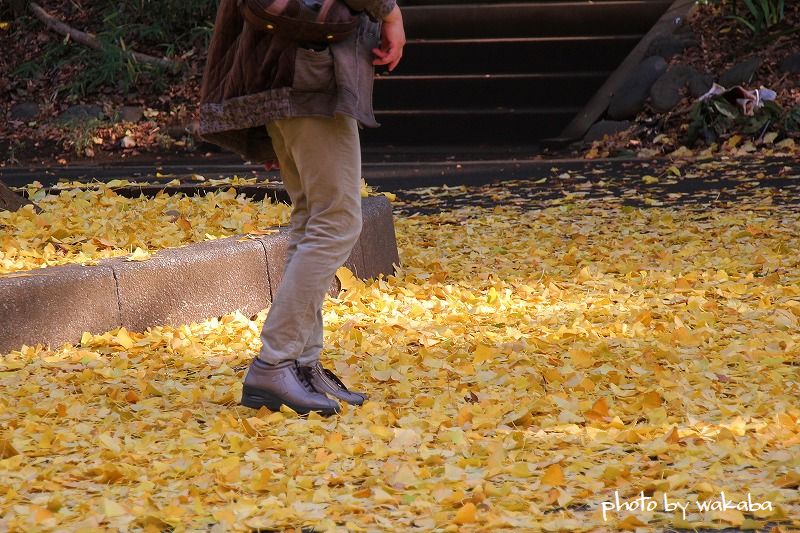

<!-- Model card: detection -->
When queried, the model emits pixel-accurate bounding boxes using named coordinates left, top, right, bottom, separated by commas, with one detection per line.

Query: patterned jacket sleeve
left=342, top=0, right=396, bottom=21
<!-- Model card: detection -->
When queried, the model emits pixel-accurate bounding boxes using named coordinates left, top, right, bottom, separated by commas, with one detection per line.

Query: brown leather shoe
left=241, top=358, right=340, bottom=416
left=301, top=362, right=367, bottom=406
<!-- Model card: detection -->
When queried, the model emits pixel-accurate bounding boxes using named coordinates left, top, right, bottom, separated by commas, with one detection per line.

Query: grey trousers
left=258, top=114, right=363, bottom=365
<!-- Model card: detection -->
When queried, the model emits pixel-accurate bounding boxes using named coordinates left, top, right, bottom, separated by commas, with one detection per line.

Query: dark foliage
left=12, top=0, right=219, bottom=97
left=687, top=97, right=800, bottom=145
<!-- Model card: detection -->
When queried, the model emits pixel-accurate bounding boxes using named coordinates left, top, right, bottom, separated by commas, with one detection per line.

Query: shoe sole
left=240, top=385, right=340, bottom=416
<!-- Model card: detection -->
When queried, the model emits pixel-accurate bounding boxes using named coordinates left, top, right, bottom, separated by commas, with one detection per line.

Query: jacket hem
left=199, top=87, right=293, bottom=135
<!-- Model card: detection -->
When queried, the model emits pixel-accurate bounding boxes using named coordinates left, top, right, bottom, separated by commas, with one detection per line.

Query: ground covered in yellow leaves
left=0, top=183, right=291, bottom=274
left=1, top=180, right=800, bottom=532
left=0, top=177, right=388, bottom=275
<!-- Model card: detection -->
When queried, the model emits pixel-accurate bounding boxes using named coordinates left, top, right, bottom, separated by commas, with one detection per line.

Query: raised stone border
left=0, top=195, right=399, bottom=353
left=557, top=0, right=696, bottom=142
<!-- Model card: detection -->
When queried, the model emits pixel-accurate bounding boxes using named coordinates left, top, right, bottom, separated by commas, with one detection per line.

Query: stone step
left=365, top=0, right=672, bottom=144
left=397, top=36, right=642, bottom=75
left=401, top=1, right=672, bottom=39
left=363, top=107, right=580, bottom=144
left=373, top=72, right=609, bottom=109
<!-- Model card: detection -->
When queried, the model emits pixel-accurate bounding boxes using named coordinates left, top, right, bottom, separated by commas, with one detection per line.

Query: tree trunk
left=0, top=180, right=33, bottom=212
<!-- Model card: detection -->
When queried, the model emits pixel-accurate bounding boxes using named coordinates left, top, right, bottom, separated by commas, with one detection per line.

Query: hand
left=372, top=6, right=405, bottom=72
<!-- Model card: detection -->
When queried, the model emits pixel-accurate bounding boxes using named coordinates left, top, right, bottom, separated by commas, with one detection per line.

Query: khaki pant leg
left=258, top=114, right=362, bottom=365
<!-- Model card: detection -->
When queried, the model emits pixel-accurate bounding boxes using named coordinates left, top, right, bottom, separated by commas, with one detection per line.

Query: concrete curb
left=0, top=265, right=121, bottom=352
left=0, top=195, right=399, bottom=353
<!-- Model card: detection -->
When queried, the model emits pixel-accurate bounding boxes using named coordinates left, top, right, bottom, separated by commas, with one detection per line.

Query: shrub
left=13, top=0, right=219, bottom=98
left=726, top=0, right=786, bottom=35
left=96, top=0, right=219, bottom=53
left=686, top=96, right=798, bottom=145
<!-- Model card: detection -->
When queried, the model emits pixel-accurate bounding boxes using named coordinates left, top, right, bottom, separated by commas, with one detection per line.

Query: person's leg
left=258, top=114, right=363, bottom=366
left=271, top=116, right=367, bottom=406
left=269, top=150, right=323, bottom=366
left=281, top=180, right=322, bottom=364
left=275, top=159, right=322, bottom=366
left=242, top=121, right=334, bottom=415
left=242, top=116, right=362, bottom=415
left=298, top=308, right=324, bottom=365
left=267, top=121, right=308, bottom=269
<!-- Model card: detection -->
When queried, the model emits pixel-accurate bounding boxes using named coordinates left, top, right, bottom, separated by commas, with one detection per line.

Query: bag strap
left=240, top=1, right=276, bottom=31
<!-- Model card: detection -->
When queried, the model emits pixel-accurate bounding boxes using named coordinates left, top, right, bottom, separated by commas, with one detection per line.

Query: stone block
left=343, top=234, right=366, bottom=280
left=0, top=265, right=120, bottom=353
left=608, top=56, right=668, bottom=120
left=359, top=196, right=400, bottom=280
left=110, top=237, right=271, bottom=332
left=650, top=64, right=694, bottom=112
left=779, top=53, right=800, bottom=75
left=117, top=105, right=144, bottom=123
left=9, top=102, right=40, bottom=121
left=584, top=120, right=632, bottom=143
left=645, top=31, right=697, bottom=60
left=56, top=104, right=105, bottom=125
left=688, top=71, right=714, bottom=98
left=720, top=57, right=762, bottom=88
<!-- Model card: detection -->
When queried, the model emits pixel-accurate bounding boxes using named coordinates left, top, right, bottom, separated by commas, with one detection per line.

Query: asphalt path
left=5, top=155, right=798, bottom=216
left=390, top=155, right=800, bottom=214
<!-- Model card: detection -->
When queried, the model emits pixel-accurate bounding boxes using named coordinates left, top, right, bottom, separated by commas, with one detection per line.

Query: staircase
left=362, top=0, right=673, bottom=149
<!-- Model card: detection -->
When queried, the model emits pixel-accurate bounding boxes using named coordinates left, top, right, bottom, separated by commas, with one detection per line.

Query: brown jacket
left=199, top=0, right=395, bottom=163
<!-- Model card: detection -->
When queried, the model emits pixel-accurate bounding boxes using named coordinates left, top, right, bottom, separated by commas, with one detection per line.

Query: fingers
left=389, top=49, right=403, bottom=71
left=372, top=47, right=389, bottom=62
left=372, top=46, right=402, bottom=71
left=375, top=8, right=405, bottom=71
left=372, top=48, right=391, bottom=67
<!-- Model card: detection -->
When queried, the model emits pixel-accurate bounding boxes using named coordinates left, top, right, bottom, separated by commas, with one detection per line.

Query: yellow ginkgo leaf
left=0, top=438, right=19, bottom=459
left=472, top=344, right=494, bottom=364
left=541, top=464, right=566, bottom=487
left=454, top=502, right=476, bottom=524
left=114, top=327, right=134, bottom=349
left=335, top=266, right=360, bottom=292
left=102, top=498, right=127, bottom=518
left=126, top=247, right=152, bottom=262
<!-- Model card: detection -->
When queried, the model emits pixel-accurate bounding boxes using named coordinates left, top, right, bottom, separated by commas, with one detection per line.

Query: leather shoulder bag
left=240, top=0, right=359, bottom=43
